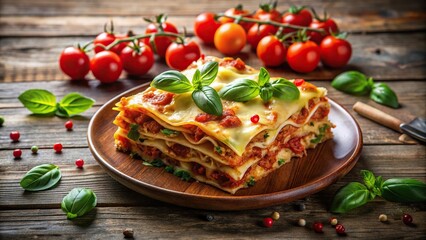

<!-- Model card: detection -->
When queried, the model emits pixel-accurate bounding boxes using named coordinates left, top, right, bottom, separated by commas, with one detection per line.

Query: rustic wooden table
left=1, top=0, right=425, bottom=239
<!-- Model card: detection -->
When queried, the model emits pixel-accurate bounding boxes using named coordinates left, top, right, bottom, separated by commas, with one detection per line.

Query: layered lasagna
left=113, top=57, right=333, bottom=194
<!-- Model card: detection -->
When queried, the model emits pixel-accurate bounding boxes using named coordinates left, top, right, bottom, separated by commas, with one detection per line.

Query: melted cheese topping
left=126, top=64, right=326, bottom=156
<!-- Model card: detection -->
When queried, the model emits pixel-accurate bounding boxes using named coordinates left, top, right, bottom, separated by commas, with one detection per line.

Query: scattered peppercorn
left=31, top=145, right=38, bottom=154
left=402, top=213, right=413, bottom=225
left=329, top=217, right=338, bottom=226
left=298, top=218, right=306, bottom=227
left=263, top=217, right=274, bottom=228
left=379, top=214, right=388, bottom=222
left=250, top=114, right=260, bottom=124
left=313, top=222, right=323, bottom=233
left=53, top=143, right=63, bottom=153
left=75, top=159, right=84, bottom=168
left=65, top=120, right=73, bottom=130
left=335, top=224, right=346, bottom=235
left=0, top=116, right=4, bottom=126
left=204, top=214, right=214, bottom=222
left=123, top=228, right=134, bottom=238
left=271, top=211, right=280, bottom=220
left=13, top=149, right=22, bottom=159
left=294, top=203, right=306, bottom=211
left=10, top=131, right=20, bottom=142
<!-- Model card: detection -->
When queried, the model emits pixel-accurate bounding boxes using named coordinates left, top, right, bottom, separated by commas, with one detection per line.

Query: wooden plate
left=88, top=83, right=363, bottom=211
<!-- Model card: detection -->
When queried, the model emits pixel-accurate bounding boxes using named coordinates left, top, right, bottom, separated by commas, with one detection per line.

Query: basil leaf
left=361, top=170, right=376, bottom=191
left=58, top=93, right=95, bottom=117
left=271, top=78, right=300, bottom=101
left=192, top=69, right=202, bottom=89
left=161, top=128, right=180, bottom=137
left=260, top=86, right=273, bottom=102
left=258, top=67, right=270, bottom=87
left=330, top=182, right=371, bottom=213
left=20, top=164, right=61, bottom=191
left=381, top=178, right=426, bottom=203
left=151, top=70, right=194, bottom=93
left=192, top=86, right=223, bottom=116
left=127, top=123, right=140, bottom=141
left=219, top=79, right=260, bottom=102
left=331, top=71, right=373, bottom=95
left=174, top=170, right=192, bottom=181
left=61, top=188, right=97, bottom=219
left=18, top=89, right=57, bottom=115
left=370, top=83, right=399, bottom=108
left=200, top=61, right=219, bottom=86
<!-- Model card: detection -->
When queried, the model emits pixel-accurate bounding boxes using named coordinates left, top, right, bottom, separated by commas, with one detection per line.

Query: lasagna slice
left=113, top=57, right=333, bottom=194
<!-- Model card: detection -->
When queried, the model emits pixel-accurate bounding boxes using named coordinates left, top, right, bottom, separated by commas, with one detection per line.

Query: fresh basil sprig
left=330, top=170, right=426, bottom=213
left=18, top=89, right=95, bottom=117
left=20, top=164, right=62, bottom=191
left=151, top=61, right=223, bottom=116
left=331, top=71, right=399, bottom=108
left=61, top=188, right=97, bottom=219
left=219, top=67, right=300, bottom=102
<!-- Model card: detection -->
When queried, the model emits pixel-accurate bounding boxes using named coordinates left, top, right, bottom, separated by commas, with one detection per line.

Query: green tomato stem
left=104, top=32, right=185, bottom=51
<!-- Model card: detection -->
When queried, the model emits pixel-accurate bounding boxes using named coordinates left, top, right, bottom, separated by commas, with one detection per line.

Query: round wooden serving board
left=88, top=83, right=363, bottom=211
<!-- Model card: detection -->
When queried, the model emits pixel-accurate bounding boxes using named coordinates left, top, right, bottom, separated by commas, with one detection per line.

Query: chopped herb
left=214, top=146, right=222, bottom=154
left=127, top=124, right=140, bottom=141
left=151, top=159, right=165, bottom=167
left=247, top=176, right=256, bottom=186
left=165, top=165, right=174, bottom=173
left=161, top=128, right=180, bottom=137
left=263, top=132, right=269, bottom=139
left=130, top=152, right=141, bottom=159
left=142, top=161, right=153, bottom=166
left=174, top=170, right=192, bottom=181
left=278, top=159, right=285, bottom=166
left=310, top=124, right=329, bottom=144
left=138, top=138, right=145, bottom=142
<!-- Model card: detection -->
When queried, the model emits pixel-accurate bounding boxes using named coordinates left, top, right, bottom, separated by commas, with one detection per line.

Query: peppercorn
left=53, top=143, right=63, bottom=153
left=204, top=214, right=214, bottom=222
left=294, top=203, right=306, bottom=211
left=271, top=211, right=280, bottom=220
left=13, top=149, right=22, bottom=159
left=263, top=217, right=274, bottom=228
left=402, top=213, right=413, bottom=225
left=313, top=222, right=323, bottom=233
left=123, top=228, right=134, bottom=238
left=379, top=214, right=388, bottom=222
left=10, top=131, right=20, bottom=142
left=298, top=218, right=306, bottom=227
left=0, top=116, right=4, bottom=126
left=335, top=224, right=345, bottom=235
left=31, top=145, right=38, bottom=154
left=65, top=120, right=73, bottom=130
left=75, top=159, right=84, bottom=168
left=329, top=217, right=338, bottom=226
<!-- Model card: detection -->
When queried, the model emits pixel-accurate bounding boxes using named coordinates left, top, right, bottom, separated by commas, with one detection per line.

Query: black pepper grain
left=123, top=228, right=134, bottom=238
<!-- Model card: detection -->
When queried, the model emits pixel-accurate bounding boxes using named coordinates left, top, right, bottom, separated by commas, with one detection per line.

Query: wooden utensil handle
left=353, top=102, right=402, bottom=132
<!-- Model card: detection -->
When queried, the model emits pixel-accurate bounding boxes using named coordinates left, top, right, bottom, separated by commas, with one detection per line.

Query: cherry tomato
left=120, top=42, right=154, bottom=75
left=247, top=24, right=278, bottom=50
left=287, top=40, right=320, bottom=73
left=143, top=21, right=178, bottom=57
left=282, top=7, right=312, bottom=33
left=257, top=35, right=287, bottom=67
left=194, top=12, right=221, bottom=44
left=93, top=32, right=126, bottom=55
left=166, top=40, right=201, bottom=71
left=320, top=35, right=352, bottom=68
left=219, top=4, right=254, bottom=32
left=90, top=51, right=123, bottom=83
left=253, top=2, right=282, bottom=22
left=59, top=47, right=90, bottom=80
left=214, top=23, right=247, bottom=55
left=309, top=18, right=339, bottom=44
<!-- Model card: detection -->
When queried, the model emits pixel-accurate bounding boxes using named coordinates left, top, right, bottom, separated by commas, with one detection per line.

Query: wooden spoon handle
left=353, top=102, right=402, bottom=132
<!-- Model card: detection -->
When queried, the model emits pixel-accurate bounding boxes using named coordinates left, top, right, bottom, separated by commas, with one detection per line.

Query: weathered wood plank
left=1, top=33, right=425, bottom=82
left=1, top=145, right=425, bottom=209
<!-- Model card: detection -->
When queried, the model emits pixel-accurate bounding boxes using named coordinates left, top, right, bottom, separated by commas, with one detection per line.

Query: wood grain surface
left=0, top=0, right=425, bottom=239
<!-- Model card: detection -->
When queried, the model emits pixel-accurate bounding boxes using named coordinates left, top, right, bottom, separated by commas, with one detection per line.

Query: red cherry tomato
left=90, top=51, right=123, bottom=83
left=120, top=42, right=154, bottom=75
left=247, top=24, right=278, bottom=50
left=194, top=12, right=221, bottom=44
left=93, top=32, right=126, bottom=55
left=320, top=35, right=352, bottom=68
left=282, top=8, right=312, bottom=33
left=143, top=22, right=178, bottom=57
left=166, top=40, right=201, bottom=71
left=219, top=5, right=254, bottom=32
left=214, top=23, right=247, bottom=55
left=257, top=35, right=287, bottom=67
left=309, top=18, right=339, bottom=44
left=114, top=33, right=130, bottom=54
left=253, top=3, right=282, bottom=22
left=287, top=40, right=320, bottom=73
left=59, top=47, right=90, bottom=80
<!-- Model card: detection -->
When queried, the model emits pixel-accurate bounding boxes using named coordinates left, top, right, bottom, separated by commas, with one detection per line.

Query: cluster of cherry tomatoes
left=194, top=2, right=352, bottom=73
left=59, top=16, right=202, bottom=83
